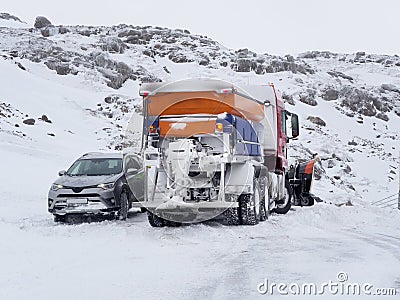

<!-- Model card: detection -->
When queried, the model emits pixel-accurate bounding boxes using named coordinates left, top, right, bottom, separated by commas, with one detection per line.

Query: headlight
left=97, top=183, right=114, bottom=190
left=51, top=183, right=64, bottom=191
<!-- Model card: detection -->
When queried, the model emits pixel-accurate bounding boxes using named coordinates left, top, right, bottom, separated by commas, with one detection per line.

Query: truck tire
left=300, top=194, right=315, bottom=206
left=274, top=180, right=292, bottom=214
left=147, top=211, right=165, bottom=227
left=117, top=190, right=129, bottom=220
left=259, top=176, right=269, bottom=222
left=239, top=179, right=260, bottom=225
left=223, top=207, right=240, bottom=225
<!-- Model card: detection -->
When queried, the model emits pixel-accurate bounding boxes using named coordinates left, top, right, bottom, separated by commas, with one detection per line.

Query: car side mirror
left=126, top=168, right=138, bottom=175
left=58, top=170, right=66, bottom=176
left=291, top=114, right=299, bottom=138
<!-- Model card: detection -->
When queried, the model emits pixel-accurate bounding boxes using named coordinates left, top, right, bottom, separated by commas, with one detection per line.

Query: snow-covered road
left=1, top=202, right=399, bottom=300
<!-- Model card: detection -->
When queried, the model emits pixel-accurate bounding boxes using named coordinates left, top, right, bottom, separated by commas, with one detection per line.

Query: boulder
left=39, top=114, right=52, bottom=123
left=381, top=83, right=400, bottom=93
left=322, top=88, right=339, bottom=101
left=23, top=118, right=35, bottom=125
left=307, top=116, right=326, bottom=126
left=34, top=16, right=52, bottom=29
left=100, top=37, right=127, bottom=54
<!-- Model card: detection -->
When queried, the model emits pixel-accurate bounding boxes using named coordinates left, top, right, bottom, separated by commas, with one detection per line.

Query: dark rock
left=340, top=87, right=377, bottom=117
left=115, top=61, right=132, bottom=76
left=44, top=61, right=71, bottom=75
left=163, top=66, right=170, bottom=74
left=58, top=27, right=70, bottom=34
left=381, top=83, right=400, bottom=93
left=282, top=93, right=295, bottom=105
left=168, top=52, right=194, bottom=63
left=348, top=140, right=357, bottom=146
left=307, top=116, right=326, bottom=126
left=327, top=71, right=353, bottom=82
left=199, top=59, right=210, bottom=66
left=39, top=114, right=52, bottom=123
left=78, top=29, right=91, bottom=37
left=322, top=88, right=339, bottom=101
left=41, top=28, right=51, bottom=37
left=47, top=133, right=55, bottom=137
left=327, top=160, right=335, bottom=168
left=34, top=16, right=52, bottom=29
left=299, top=94, right=318, bottom=106
left=236, top=59, right=252, bottom=72
left=104, top=96, right=119, bottom=104
left=23, top=118, right=35, bottom=125
left=376, top=112, right=389, bottom=121
left=15, top=62, right=26, bottom=71
left=15, top=124, right=19, bottom=127
left=0, top=13, right=25, bottom=23
left=100, top=37, right=127, bottom=54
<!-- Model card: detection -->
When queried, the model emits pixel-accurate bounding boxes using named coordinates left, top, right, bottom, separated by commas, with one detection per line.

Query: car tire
left=54, top=214, right=66, bottom=223
left=118, top=190, right=129, bottom=220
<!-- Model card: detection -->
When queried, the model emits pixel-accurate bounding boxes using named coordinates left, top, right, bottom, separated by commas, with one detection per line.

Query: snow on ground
left=0, top=24, right=400, bottom=299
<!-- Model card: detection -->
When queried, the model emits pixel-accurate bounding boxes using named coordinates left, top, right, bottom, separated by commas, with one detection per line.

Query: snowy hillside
left=0, top=14, right=399, bottom=299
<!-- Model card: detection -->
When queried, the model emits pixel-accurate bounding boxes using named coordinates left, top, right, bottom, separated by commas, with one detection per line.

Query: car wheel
left=118, top=190, right=129, bottom=220
left=54, top=214, right=66, bottom=223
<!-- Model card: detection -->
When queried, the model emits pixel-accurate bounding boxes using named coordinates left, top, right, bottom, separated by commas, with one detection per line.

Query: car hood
left=54, top=174, right=122, bottom=188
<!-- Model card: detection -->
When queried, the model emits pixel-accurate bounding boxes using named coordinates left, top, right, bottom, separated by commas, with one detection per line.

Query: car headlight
left=97, top=183, right=114, bottom=190
left=51, top=183, right=64, bottom=191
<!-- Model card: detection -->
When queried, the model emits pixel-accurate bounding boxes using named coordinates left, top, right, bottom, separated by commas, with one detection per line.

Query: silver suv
left=48, top=152, right=144, bottom=222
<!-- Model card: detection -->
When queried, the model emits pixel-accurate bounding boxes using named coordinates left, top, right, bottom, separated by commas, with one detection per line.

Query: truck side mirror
left=58, top=170, right=66, bottom=176
left=291, top=114, right=299, bottom=138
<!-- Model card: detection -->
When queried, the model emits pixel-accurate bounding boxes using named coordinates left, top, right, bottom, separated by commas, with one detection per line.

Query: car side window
left=131, top=156, right=142, bottom=169
left=125, top=157, right=135, bottom=170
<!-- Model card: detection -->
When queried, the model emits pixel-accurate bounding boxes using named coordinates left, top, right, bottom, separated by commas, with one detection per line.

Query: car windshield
left=67, top=158, right=123, bottom=176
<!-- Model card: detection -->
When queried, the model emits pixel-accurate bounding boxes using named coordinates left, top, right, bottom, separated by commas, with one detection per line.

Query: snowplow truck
left=139, top=78, right=300, bottom=227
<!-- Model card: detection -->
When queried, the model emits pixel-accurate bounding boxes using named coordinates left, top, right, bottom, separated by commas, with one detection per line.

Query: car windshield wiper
left=86, top=174, right=112, bottom=176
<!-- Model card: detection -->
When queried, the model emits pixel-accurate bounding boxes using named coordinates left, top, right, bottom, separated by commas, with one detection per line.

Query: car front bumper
left=48, top=187, right=117, bottom=215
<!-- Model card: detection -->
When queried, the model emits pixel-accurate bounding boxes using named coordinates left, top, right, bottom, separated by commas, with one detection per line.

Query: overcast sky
left=3, top=0, right=400, bottom=56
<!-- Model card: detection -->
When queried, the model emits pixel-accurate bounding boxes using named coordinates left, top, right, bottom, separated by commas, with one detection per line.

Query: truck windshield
left=67, top=158, right=123, bottom=176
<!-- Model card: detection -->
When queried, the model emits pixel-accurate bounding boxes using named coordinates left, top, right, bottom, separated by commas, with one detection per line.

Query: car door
left=124, top=154, right=144, bottom=201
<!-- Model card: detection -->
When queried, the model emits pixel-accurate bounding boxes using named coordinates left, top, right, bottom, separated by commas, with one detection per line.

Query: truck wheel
left=239, top=179, right=260, bottom=225
left=259, top=176, right=269, bottom=222
left=274, top=180, right=292, bottom=214
left=223, top=207, right=240, bottom=225
left=117, top=190, right=129, bottom=220
left=147, top=211, right=165, bottom=227
left=300, top=194, right=315, bottom=206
